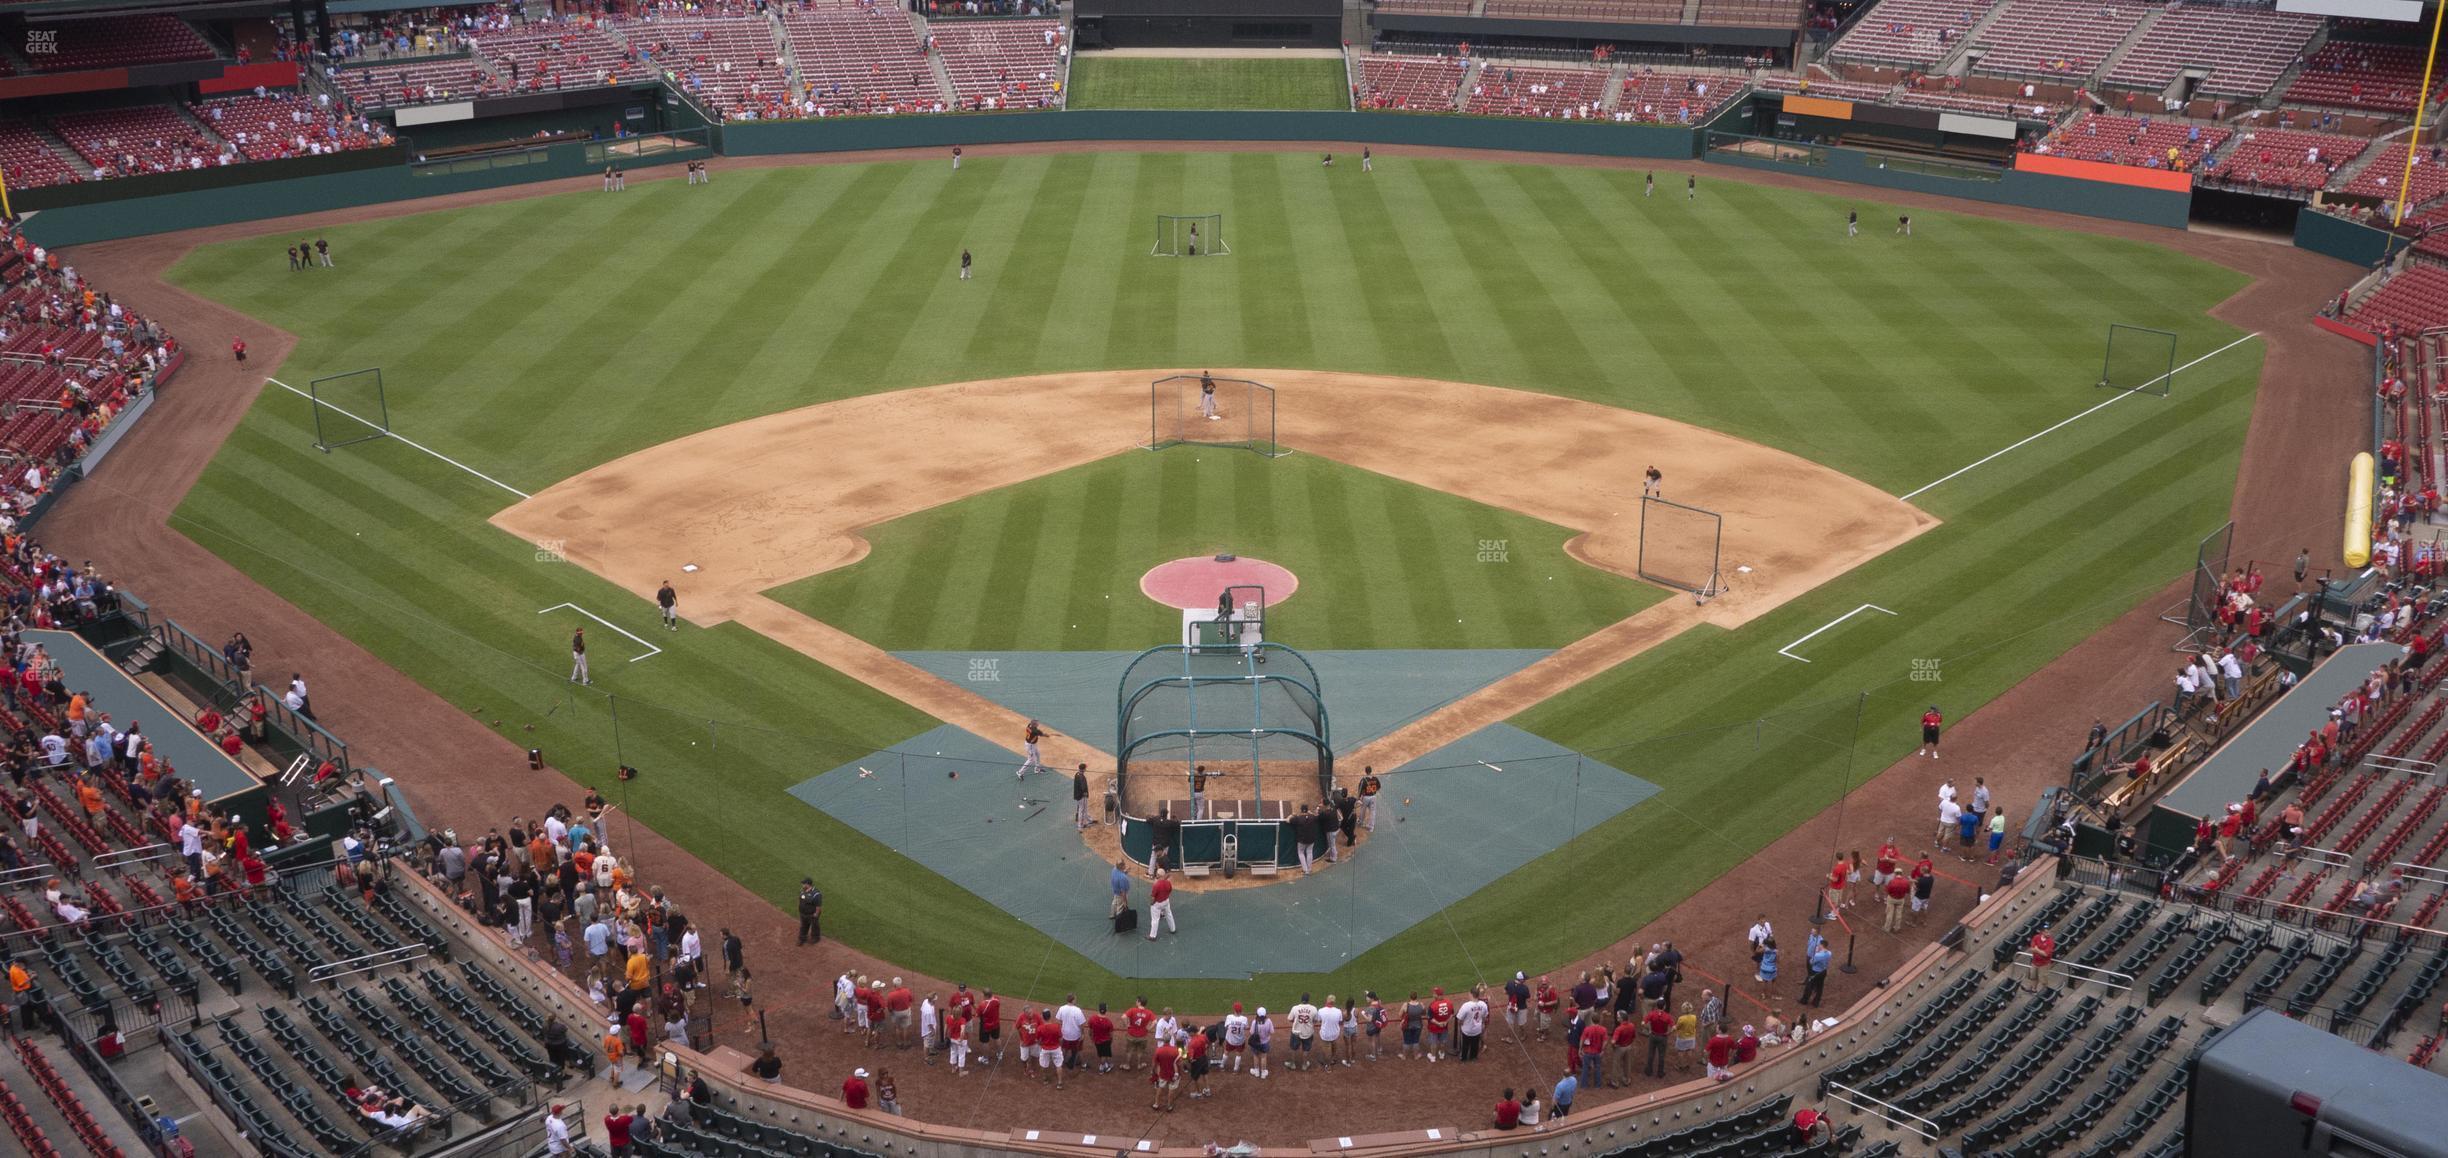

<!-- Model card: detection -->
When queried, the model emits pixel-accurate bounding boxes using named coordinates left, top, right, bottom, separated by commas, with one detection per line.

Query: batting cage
left=1152, top=213, right=1228, bottom=257
left=2097, top=324, right=2178, bottom=397
left=1146, top=373, right=1283, bottom=457
left=1114, top=643, right=1332, bottom=873
left=304, top=367, right=390, bottom=452
left=1637, top=495, right=1725, bottom=601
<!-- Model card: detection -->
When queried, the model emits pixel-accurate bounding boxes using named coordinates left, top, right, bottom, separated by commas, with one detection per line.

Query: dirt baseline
left=42, top=141, right=2366, bottom=1148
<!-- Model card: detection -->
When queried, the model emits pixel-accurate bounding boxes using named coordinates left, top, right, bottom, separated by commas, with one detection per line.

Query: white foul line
left=1898, top=331, right=2262, bottom=503
left=1779, top=604, right=1897, bottom=663
left=268, top=377, right=531, bottom=499
left=538, top=602, right=662, bottom=662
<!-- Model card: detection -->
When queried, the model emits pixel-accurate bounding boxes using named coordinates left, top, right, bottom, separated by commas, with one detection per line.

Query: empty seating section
left=1828, top=0, right=1991, bottom=66
left=329, top=59, right=501, bottom=109
left=471, top=23, right=649, bottom=93
left=618, top=16, right=787, bottom=120
left=188, top=94, right=391, bottom=163
left=932, top=19, right=1065, bottom=109
left=1619, top=69, right=1742, bottom=124
left=2040, top=112, right=2226, bottom=170
left=49, top=106, right=214, bottom=179
left=1465, top=63, right=1611, bottom=117
left=0, top=124, right=77, bottom=189
left=2285, top=41, right=2439, bottom=116
left=9, top=1038, right=119, bottom=1158
left=1481, top=0, right=1687, bottom=21
left=1970, top=0, right=2149, bottom=78
left=1356, top=54, right=1467, bottom=111
left=1694, top=0, right=1807, bottom=27
left=1890, top=88, right=2046, bottom=117
left=2105, top=5, right=2318, bottom=101
left=2340, top=142, right=2448, bottom=205
left=1756, top=74, right=1894, bottom=101
left=28, top=15, right=214, bottom=73
left=2206, top=128, right=2374, bottom=192
left=784, top=7, right=939, bottom=115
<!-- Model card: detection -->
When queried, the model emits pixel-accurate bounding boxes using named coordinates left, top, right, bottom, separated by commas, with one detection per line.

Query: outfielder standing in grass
left=657, top=580, right=678, bottom=631
left=570, top=628, right=590, bottom=685
left=960, top=249, right=973, bottom=281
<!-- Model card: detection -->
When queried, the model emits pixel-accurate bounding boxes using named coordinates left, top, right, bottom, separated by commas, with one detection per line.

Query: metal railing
left=307, top=942, right=430, bottom=985
left=254, top=682, right=350, bottom=777
left=1822, top=1080, right=1941, bottom=1140
left=90, top=843, right=175, bottom=872
left=151, top=620, right=248, bottom=694
left=2009, top=952, right=2135, bottom=996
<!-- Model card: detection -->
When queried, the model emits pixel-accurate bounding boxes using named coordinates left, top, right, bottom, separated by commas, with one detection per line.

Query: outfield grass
left=770, top=450, right=1662, bottom=651
left=166, top=152, right=2259, bottom=1005
left=1065, top=57, right=1350, bottom=111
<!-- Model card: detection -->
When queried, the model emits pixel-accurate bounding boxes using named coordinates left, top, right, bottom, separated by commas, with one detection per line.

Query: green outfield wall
left=2293, top=208, right=2405, bottom=268
left=1703, top=136, right=2193, bottom=230
left=23, top=107, right=2197, bottom=247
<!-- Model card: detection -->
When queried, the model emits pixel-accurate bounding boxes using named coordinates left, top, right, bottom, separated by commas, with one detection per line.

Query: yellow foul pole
left=2395, top=0, right=2448, bottom=226
left=0, top=162, right=13, bottom=221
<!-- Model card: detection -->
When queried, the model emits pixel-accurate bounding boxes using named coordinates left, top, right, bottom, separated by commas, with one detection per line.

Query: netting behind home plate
left=1114, top=643, right=1331, bottom=816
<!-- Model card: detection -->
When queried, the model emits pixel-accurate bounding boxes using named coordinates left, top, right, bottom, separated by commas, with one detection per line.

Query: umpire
left=796, top=878, right=823, bottom=946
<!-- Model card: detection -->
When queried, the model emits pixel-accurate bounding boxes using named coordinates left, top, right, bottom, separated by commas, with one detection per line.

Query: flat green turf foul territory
left=769, top=450, right=1663, bottom=651
left=1065, top=57, right=1351, bottom=110
left=166, top=152, right=2260, bottom=1008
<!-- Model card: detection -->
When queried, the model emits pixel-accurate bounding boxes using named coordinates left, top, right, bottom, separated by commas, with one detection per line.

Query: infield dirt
left=40, top=144, right=2365, bottom=1144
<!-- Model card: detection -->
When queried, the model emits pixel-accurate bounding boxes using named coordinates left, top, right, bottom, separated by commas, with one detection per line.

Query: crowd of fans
left=407, top=789, right=738, bottom=1073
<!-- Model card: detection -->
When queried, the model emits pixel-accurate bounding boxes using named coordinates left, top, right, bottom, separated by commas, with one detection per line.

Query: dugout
left=1113, top=642, right=1334, bottom=875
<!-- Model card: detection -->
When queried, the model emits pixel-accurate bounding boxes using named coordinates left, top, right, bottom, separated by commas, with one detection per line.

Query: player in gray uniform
left=1017, top=719, right=1048, bottom=778
left=1199, top=371, right=1219, bottom=421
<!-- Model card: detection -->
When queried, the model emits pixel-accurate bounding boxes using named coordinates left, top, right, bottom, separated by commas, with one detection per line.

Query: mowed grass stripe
left=776, top=452, right=1660, bottom=651
left=168, top=154, right=2262, bottom=1007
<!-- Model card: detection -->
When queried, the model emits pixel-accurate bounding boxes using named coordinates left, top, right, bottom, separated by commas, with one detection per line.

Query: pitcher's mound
left=1140, top=556, right=1299, bottom=610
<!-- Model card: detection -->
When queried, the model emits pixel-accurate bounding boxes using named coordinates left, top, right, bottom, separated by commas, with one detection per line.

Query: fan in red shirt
left=1034, top=1015, right=1065, bottom=1088
left=1493, top=1091, right=1522, bottom=1130
left=1124, top=1000, right=1155, bottom=1070
left=1017, top=1008, right=1043, bottom=1068
left=603, top=1106, right=635, bottom=1152
left=1534, top=979, right=1560, bottom=1040
left=1578, top=1017, right=1606, bottom=1087
left=1427, top=987, right=1457, bottom=1061
left=1609, top=1016, right=1638, bottom=1085
left=842, top=1068, right=870, bottom=1110
left=1704, top=1030, right=1735, bottom=1081
left=1151, top=1040, right=1181, bottom=1112
left=857, top=985, right=886, bottom=1047
left=2025, top=927, right=2056, bottom=988
left=978, top=992, right=1003, bottom=1057
left=1087, top=1005, right=1116, bottom=1072
left=945, top=1009, right=972, bottom=1073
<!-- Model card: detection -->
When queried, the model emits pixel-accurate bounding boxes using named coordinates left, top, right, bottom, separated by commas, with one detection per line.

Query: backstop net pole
left=2099, top=324, right=2179, bottom=397
left=307, top=367, right=389, bottom=453
left=2163, top=520, right=2234, bottom=652
left=1144, top=375, right=1281, bottom=457
left=1637, top=495, right=1725, bottom=603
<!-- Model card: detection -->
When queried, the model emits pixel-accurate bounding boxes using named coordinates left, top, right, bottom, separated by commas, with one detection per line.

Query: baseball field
left=158, top=149, right=2261, bottom=1006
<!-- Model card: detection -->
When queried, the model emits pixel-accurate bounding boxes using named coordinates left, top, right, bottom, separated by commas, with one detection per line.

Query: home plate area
left=788, top=721, right=1657, bottom=979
